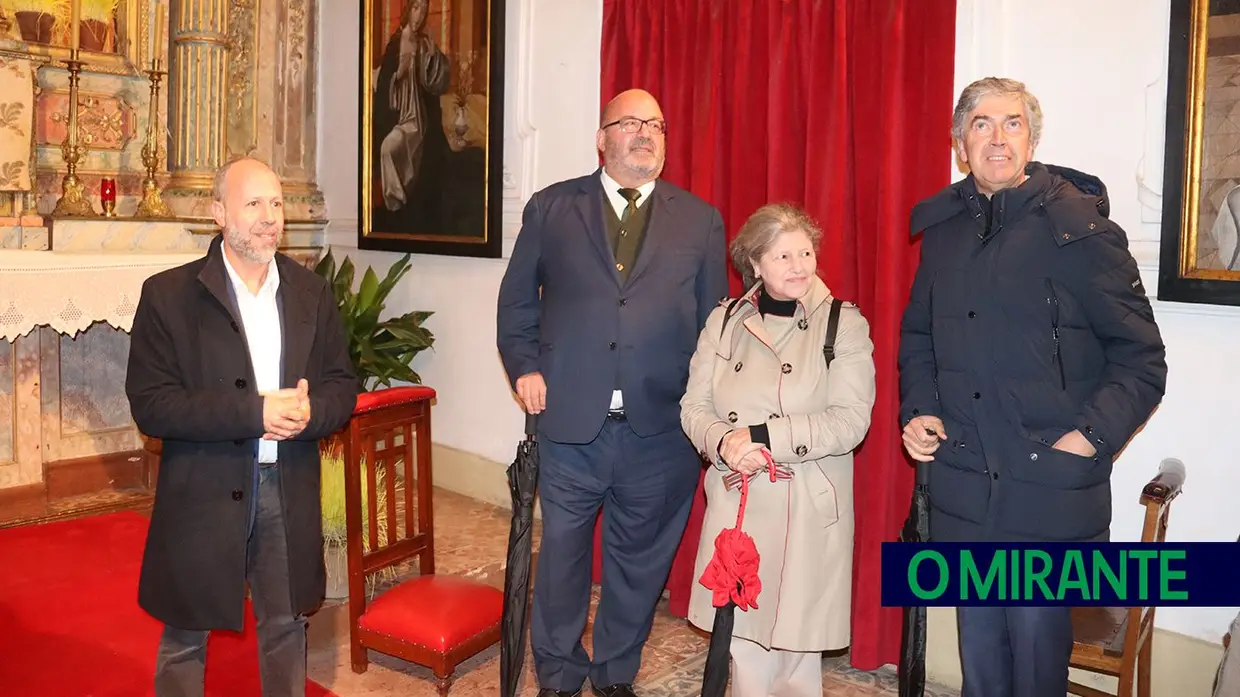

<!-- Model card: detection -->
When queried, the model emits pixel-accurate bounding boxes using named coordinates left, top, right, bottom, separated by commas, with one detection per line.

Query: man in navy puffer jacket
left=899, top=77, right=1167, bottom=697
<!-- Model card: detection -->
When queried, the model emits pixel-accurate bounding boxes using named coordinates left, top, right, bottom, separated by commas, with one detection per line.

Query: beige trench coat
left=680, top=276, right=876, bottom=651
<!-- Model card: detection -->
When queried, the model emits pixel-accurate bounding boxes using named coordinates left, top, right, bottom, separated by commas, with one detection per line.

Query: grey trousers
left=154, top=465, right=307, bottom=697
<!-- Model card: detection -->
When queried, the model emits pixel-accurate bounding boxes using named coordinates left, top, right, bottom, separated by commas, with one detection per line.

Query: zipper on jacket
left=1046, top=279, right=1066, bottom=390
left=977, top=191, right=1004, bottom=247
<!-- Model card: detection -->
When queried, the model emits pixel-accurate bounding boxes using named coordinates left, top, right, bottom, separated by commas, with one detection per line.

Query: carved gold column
left=163, top=0, right=229, bottom=219
left=228, top=0, right=325, bottom=227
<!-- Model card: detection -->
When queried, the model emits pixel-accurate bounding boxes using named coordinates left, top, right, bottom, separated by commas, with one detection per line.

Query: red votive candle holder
left=100, top=177, right=116, bottom=216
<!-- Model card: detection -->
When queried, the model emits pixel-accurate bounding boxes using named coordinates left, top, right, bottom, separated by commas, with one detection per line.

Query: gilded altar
left=0, top=0, right=327, bottom=522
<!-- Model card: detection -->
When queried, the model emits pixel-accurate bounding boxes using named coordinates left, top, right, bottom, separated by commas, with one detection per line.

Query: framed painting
left=358, top=0, right=504, bottom=258
left=1160, top=0, right=1240, bottom=305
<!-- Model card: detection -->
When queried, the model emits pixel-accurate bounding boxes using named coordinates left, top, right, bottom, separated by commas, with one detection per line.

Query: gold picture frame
left=1160, top=0, right=1240, bottom=305
left=358, top=0, right=504, bottom=258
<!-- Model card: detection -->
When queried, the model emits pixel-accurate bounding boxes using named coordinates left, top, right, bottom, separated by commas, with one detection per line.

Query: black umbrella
left=898, top=460, right=931, bottom=697
left=500, top=412, right=540, bottom=697
left=699, top=453, right=771, bottom=697
left=700, top=596, right=737, bottom=697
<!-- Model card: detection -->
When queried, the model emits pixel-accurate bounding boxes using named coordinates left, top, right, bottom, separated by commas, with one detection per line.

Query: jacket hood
left=909, top=161, right=1111, bottom=236
left=1042, top=163, right=1110, bottom=218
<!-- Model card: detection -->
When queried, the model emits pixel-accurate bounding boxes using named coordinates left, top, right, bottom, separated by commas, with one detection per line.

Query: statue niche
left=4, top=0, right=123, bottom=53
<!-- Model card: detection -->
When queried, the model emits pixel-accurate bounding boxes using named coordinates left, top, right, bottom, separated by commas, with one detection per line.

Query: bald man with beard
left=126, top=156, right=358, bottom=697
left=498, top=89, right=728, bottom=697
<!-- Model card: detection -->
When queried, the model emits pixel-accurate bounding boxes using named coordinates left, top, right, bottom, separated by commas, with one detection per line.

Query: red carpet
left=0, top=510, right=337, bottom=696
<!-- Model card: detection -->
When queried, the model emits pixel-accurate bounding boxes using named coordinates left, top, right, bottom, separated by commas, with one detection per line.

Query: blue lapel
left=574, top=172, right=621, bottom=288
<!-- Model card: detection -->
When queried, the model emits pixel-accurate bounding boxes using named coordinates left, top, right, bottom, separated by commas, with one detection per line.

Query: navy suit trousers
left=956, top=605, right=1074, bottom=697
left=530, top=416, right=700, bottom=690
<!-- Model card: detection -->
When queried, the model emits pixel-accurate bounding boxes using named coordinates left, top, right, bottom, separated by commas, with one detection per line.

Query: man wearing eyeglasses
left=498, top=88, right=728, bottom=697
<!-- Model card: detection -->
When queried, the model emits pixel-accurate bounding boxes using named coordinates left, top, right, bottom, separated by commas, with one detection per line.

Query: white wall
left=319, top=0, right=1237, bottom=652
left=316, top=0, right=603, bottom=471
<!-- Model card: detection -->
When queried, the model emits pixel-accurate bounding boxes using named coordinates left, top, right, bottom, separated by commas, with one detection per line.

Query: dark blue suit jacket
left=497, top=170, right=728, bottom=444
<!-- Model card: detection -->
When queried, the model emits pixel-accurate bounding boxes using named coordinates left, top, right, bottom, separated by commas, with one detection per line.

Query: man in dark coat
left=496, top=88, right=728, bottom=697
left=125, top=156, right=358, bottom=697
left=898, top=77, right=1167, bottom=697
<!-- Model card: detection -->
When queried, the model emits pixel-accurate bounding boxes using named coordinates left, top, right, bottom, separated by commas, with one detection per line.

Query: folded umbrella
left=500, top=412, right=540, bottom=697
left=698, top=451, right=776, bottom=697
left=898, top=460, right=931, bottom=697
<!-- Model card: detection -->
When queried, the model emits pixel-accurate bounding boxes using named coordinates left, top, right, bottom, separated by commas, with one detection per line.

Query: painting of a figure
left=359, top=0, right=503, bottom=258
left=1191, top=1, right=1240, bottom=272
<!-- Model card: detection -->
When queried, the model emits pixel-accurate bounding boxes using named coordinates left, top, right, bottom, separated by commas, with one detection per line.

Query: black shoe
left=591, top=685, right=637, bottom=697
left=537, top=690, right=581, bottom=697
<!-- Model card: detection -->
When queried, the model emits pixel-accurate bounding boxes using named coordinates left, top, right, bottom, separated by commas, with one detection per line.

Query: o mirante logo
left=881, top=543, right=1234, bottom=607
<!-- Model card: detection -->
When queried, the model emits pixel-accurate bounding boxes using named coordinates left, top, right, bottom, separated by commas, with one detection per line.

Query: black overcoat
left=125, top=235, right=358, bottom=630
left=899, top=163, right=1167, bottom=543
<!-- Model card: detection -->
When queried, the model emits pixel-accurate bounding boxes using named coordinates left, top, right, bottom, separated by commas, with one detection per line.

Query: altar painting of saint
left=359, top=0, right=502, bottom=259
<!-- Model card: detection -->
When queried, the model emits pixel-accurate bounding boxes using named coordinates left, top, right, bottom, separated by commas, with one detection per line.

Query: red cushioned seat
left=357, top=575, right=503, bottom=653
left=353, top=385, right=437, bottom=415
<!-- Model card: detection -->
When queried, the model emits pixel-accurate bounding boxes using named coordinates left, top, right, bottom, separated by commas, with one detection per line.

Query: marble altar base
left=47, top=217, right=205, bottom=252
left=0, top=225, right=49, bottom=250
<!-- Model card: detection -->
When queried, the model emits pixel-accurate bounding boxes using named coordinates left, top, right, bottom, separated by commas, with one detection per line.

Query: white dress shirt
left=598, top=170, right=656, bottom=411
left=221, top=251, right=283, bottom=463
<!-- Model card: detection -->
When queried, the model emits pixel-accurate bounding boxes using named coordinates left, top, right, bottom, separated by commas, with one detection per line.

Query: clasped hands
left=719, top=427, right=792, bottom=489
left=900, top=415, right=1097, bottom=462
left=261, top=378, right=311, bottom=441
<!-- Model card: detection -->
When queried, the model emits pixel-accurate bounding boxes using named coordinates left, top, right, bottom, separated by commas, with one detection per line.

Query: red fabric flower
left=699, top=527, right=762, bottom=610
left=698, top=450, right=774, bottom=611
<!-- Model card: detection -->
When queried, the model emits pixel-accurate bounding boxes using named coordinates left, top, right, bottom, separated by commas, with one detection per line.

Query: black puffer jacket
left=899, top=162, right=1167, bottom=543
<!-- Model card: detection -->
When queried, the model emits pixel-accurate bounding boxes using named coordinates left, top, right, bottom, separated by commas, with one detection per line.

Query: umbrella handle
left=525, top=412, right=538, bottom=440
left=733, top=450, right=776, bottom=529
left=915, top=461, right=929, bottom=486
left=735, top=473, right=750, bottom=529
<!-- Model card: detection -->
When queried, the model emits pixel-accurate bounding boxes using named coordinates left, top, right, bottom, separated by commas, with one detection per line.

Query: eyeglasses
left=602, top=117, right=667, bottom=135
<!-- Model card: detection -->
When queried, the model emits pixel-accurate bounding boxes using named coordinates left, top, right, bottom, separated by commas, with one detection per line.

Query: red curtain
left=591, top=0, right=957, bottom=670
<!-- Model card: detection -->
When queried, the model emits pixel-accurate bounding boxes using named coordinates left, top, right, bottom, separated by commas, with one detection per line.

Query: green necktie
left=619, top=188, right=642, bottom=227
left=614, top=188, right=643, bottom=277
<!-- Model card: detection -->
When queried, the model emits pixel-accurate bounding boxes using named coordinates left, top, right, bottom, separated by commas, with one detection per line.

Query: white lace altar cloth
left=0, top=250, right=206, bottom=341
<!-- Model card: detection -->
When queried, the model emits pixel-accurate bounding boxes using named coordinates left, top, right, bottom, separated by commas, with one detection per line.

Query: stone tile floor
left=303, top=488, right=959, bottom=697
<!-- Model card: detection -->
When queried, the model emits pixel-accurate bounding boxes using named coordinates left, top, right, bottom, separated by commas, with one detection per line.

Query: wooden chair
left=1067, top=462, right=1187, bottom=697
left=341, top=385, right=503, bottom=695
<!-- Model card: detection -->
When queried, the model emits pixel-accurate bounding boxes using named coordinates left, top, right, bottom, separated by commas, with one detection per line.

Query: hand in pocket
left=1051, top=429, right=1096, bottom=459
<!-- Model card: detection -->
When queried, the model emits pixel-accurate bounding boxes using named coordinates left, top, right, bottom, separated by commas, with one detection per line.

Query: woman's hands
left=719, top=428, right=769, bottom=476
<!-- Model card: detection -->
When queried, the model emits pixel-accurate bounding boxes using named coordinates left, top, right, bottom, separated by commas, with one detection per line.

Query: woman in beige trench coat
left=681, top=203, right=876, bottom=696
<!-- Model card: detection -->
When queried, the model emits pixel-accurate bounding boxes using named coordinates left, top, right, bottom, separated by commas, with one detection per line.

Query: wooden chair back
left=342, top=385, right=436, bottom=589
left=1068, top=460, right=1186, bottom=697
left=338, top=385, right=503, bottom=695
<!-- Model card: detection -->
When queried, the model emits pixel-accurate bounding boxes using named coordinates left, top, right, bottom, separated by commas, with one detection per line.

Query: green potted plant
left=314, top=248, right=434, bottom=598
left=314, top=247, right=435, bottom=392
left=320, top=448, right=397, bottom=599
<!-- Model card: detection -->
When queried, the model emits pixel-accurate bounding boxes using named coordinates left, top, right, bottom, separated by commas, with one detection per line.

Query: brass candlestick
left=51, top=49, right=97, bottom=218
left=133, top=57, right=172, bottom=219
